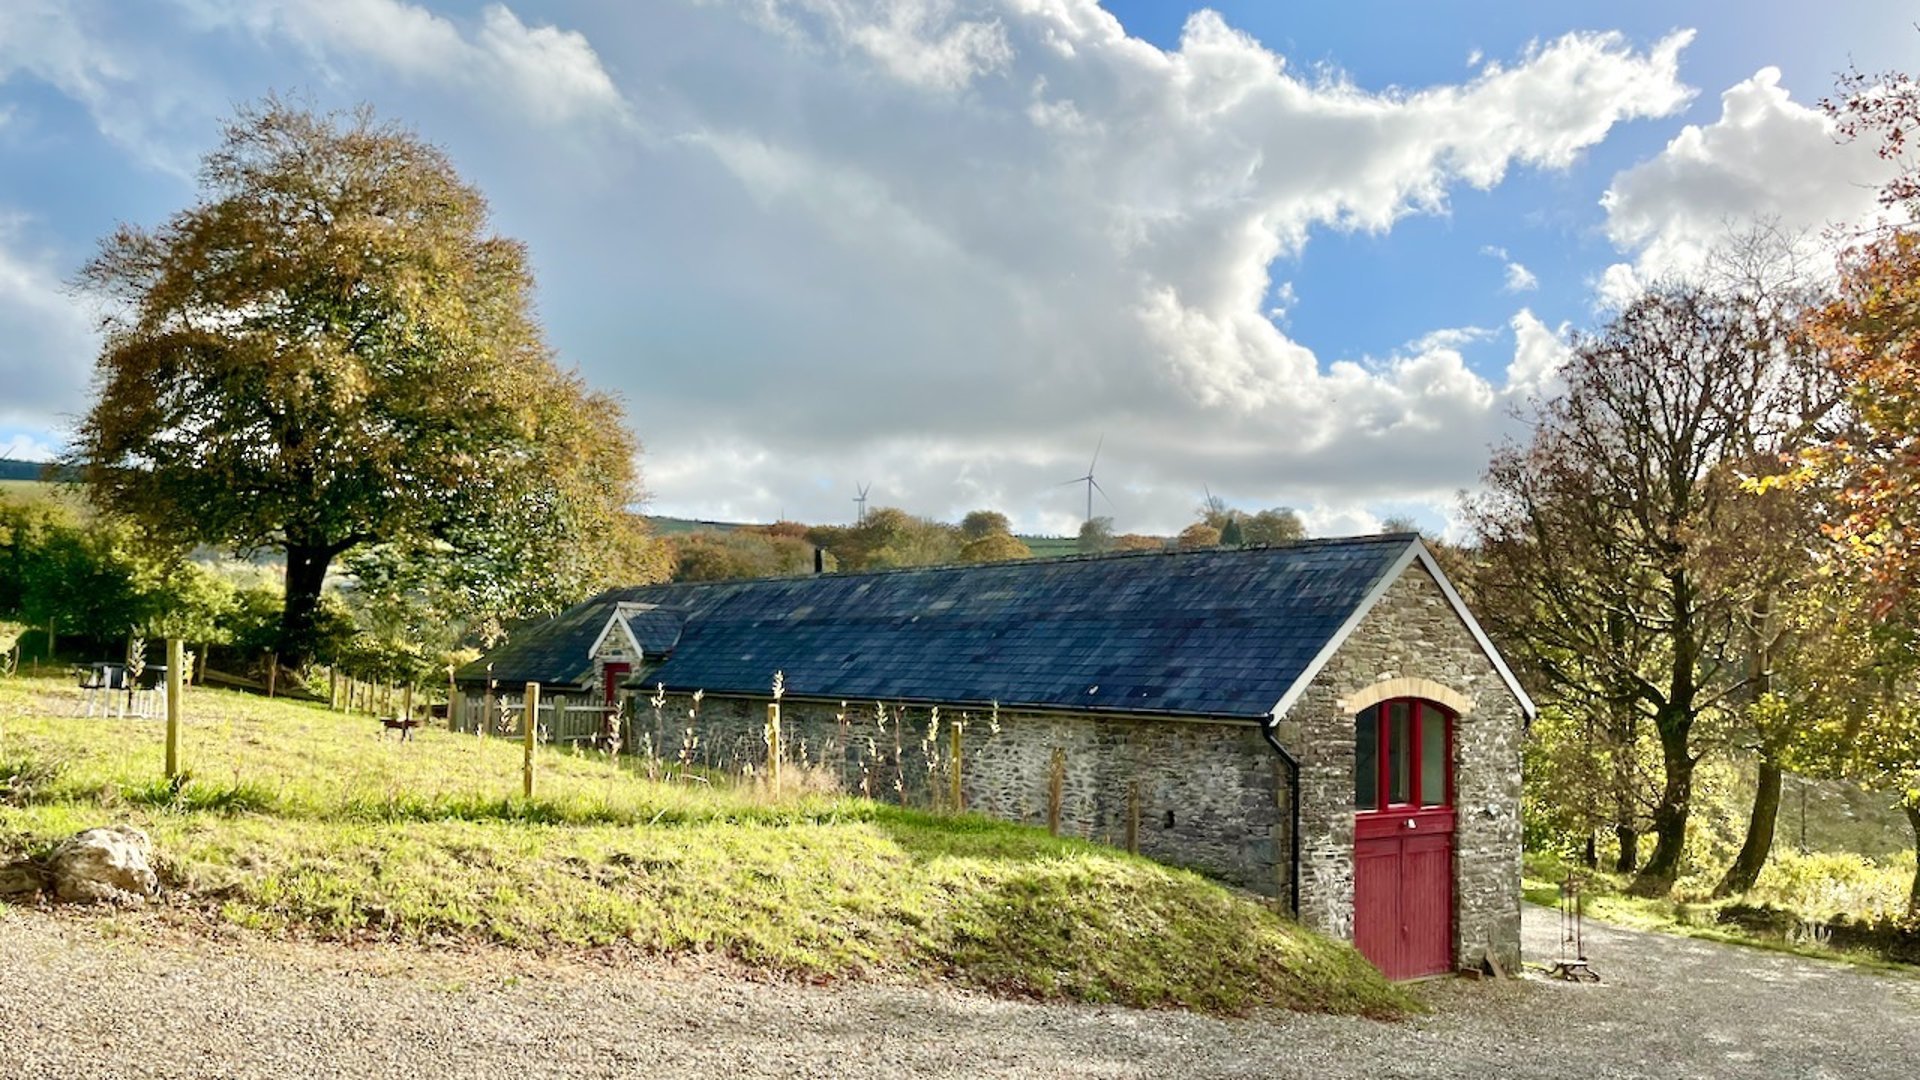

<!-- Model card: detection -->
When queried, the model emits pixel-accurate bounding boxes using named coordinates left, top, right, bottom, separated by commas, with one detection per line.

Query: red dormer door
left=602, top=662, right=630, bottom=709
left=1352, top=698, right=1455, bottom=979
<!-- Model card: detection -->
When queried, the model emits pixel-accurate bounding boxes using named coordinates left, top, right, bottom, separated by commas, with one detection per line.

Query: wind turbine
left=853, top=482, right=871, bottom=525
left=1058, top=436, right=1113, bottom=525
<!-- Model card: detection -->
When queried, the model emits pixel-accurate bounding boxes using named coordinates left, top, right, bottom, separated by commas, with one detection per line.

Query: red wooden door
left=1352, top=699, right=1454, bottom=979
left=603, top=663, right=630, bottom=708
left=1354, top=812, right=1454, bottom=978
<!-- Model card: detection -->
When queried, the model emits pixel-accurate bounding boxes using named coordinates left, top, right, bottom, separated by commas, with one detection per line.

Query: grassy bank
left=0, top=674, right=1411, bottom=1017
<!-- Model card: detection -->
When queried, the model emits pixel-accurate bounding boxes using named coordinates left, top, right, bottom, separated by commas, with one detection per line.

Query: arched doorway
left=1352, top=697, right=1453, bottom=979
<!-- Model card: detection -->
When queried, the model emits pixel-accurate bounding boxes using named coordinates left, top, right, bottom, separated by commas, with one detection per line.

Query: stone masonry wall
left=1276, top=560, right=1525, bottom=972
left=632, top=692, right=1293, bottom=897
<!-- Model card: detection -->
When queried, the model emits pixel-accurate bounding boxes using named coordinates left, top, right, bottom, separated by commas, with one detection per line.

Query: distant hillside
left=0, top=458, right=73, bottom=483
left=645, top=516, right=756, bottom=535
left=1018, top=535, right=1081, bottom=558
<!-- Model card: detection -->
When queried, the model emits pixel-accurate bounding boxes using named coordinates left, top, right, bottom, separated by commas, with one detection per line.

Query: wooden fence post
left=266, top=654, right=278, bottom=699
left=482, top=681, right=495, bottom=739
left=447, top=665, right=459, bottom=732
left=1126, top=779, right=1140, bottom=854
left=949, top=721, right=963, bottom=812
left=165, top=639, right=183, bottom=781
left=766, top=702, right=782, bottom=791
left=523, top=682, right=540, bottom=798
left=1047, top=747, right=1065, bottom=835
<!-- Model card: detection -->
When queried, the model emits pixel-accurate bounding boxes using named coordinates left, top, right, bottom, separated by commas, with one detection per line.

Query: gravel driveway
left=1, top=904, right=1914, bottom=1079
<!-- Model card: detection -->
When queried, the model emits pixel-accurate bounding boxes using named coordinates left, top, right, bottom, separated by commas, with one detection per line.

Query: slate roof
left=458, top=535, right=1432, bottom=720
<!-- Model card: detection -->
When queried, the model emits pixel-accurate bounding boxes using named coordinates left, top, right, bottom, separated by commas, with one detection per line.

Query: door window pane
left=1420, top=707, right=1448, bottom=806
left=1354, top=706, right=1378, bottom=810
left=1387, top=701, right=1412, bottom=805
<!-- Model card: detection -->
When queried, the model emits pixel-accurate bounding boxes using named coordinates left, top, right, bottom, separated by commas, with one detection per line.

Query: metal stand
left=1549, top=872, right=1601, bottom=982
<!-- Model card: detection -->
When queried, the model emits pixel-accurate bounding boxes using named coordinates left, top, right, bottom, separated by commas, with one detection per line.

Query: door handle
left=1404, top=818, right=1417, bottom=829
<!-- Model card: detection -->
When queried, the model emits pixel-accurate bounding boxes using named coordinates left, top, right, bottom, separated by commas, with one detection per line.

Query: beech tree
left=72, top=100, right=655, bottom=667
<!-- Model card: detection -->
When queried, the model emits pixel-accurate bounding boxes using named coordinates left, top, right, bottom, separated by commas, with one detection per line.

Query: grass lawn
left=0, top=673, right=1412, bottom=1017
left=1522, top=853, right=1917, bottom=973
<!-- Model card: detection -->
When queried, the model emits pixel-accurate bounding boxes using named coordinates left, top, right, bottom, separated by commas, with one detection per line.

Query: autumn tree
left=1782, top=63, right=1920, bottom=908
left=809, top=507, right=959, bottom=570
left=959, top=532, right=1033, bottom=563
left=959, top=510, right=1012, bottom=542
left=953, top=509, right=1030, bottom=563
left=1241, top=508, right=1305, bottom=545
left=1196, top=492, right=1232, bottom=531
left=1076, top=516, right=1114, bottom=554
left=1469, top=284, right=1823, bottom=893
left=670, top=528, right=818, bottom=581
left=1177, top=523, right=1221, bottom=550
left=71, top=100, right=656, bottom=668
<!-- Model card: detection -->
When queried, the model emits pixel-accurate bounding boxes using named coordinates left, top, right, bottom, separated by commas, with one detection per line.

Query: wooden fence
left=451, top=691, right=617, bottom=745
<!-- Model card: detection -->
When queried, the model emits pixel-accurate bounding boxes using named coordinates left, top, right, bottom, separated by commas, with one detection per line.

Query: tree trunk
left=1714, top=759, right=1782, bottom=897
left=1633, top=710, right=1695, bottom=894
left=1906, top=802, right=1920, bottom=920
left=1614, top=823, right=1639, bottom=874
left=1636, top=570, right=1699, bottom=896
left=1582, top=833, right=1598, bottom=870
left=279, top=543, right=334, bottom=670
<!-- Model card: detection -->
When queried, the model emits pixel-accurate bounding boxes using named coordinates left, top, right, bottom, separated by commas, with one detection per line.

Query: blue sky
left=0, top=2, right=1913, bottom=537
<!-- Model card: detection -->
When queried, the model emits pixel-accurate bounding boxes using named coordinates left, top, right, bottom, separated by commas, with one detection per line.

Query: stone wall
left=1276, top=560, right=1525, bottom=972
left=634, top=693, right=1294, bottom=897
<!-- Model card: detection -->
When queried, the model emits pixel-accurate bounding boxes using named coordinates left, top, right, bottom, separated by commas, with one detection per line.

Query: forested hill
left=0, top=458, right=74, bottom=483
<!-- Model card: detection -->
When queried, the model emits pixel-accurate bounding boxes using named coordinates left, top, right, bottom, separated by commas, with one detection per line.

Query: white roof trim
left=587, top=611, right=645, bottom=663
left=1267, top=538, right=1536, bottom=725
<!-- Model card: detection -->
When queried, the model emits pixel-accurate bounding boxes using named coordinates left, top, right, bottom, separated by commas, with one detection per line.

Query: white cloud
left=0, top=2, right=211, bottom=175
left=0, top=216, right=96, bottom=431
left=1504, top=309, right=1571, bottom=398
left=0, top=433, right=59, bottom=462
left=1601, top=66, right=1898, bottom=289
left=617, top=4, right=1693, bottom=530
left=845, top=1, right=1013, bottom=91
left=0, top=1, right=1702, bottom=537
left=1484, top=245, right=1539, bottom=292
left=223, top=0, right=630, bottom=126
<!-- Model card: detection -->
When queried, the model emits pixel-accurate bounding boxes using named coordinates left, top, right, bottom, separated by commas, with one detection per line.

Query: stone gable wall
left=1275, top=560, right=1525, bottom=972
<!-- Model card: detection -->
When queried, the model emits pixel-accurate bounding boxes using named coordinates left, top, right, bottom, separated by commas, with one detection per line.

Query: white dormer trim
left=588, top=610, right=645, bottom=662
left=1267, top=538, right=1536, bottom=725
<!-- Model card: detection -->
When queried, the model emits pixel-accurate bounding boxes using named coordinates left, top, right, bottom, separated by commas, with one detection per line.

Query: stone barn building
left=456, top=534, right=1534, bottom=978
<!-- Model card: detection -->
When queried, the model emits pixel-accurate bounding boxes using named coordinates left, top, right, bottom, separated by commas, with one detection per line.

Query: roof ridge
left=606, top=532, right=1418, bottom=595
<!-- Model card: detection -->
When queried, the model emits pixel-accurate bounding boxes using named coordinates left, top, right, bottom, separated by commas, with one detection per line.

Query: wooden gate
left=1352, top=698, right=1454, bottom=979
